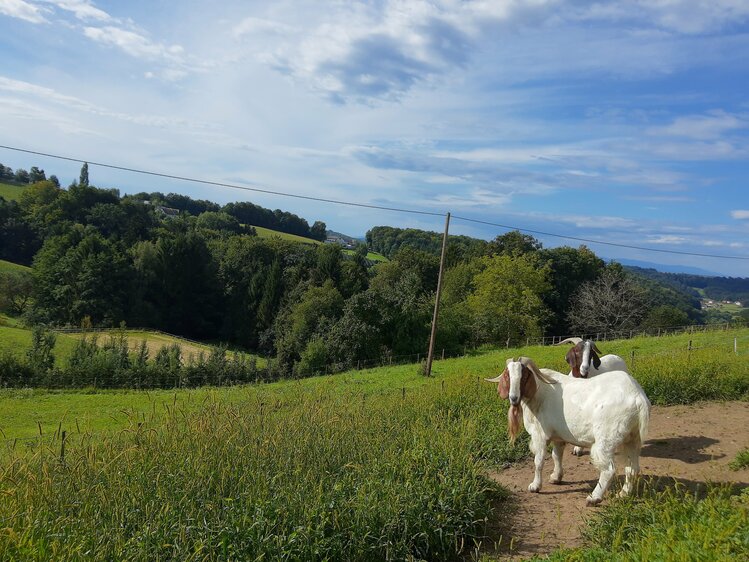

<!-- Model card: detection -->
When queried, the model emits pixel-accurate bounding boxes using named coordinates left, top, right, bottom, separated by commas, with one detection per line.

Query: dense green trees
left=4, top=160, right=742, bottom=384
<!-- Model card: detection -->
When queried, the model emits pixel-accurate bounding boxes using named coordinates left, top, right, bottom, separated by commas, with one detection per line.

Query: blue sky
left=1, top=0, right=748, bottom=275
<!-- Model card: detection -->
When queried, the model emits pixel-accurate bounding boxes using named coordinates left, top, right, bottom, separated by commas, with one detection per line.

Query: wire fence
left=2, top=328, right=748, bottom=450
left=1, top=321, right=746, bottom=392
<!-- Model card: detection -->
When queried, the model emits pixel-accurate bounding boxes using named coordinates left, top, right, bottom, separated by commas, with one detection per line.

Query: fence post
left=631, top=350, right=635, bottom=370
left=441, top=349, right=445, bottom=360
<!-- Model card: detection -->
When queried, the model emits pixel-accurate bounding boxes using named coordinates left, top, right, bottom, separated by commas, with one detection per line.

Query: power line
left=452, top=215, right=749, bottom=261
left=2, top=143, right=748, bottom=261
left=0, top=144, right=445, bottom=217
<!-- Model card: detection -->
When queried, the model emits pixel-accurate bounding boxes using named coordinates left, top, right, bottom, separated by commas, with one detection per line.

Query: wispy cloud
left=83, top=26, right=183, bottom=62
left=648, top=110, right=749, bottom=140
left=0, top=0, right=47, bottom=23
left=731, top=210, right=749, bottom=220
left=42, top=0, right=110, bottom=22
left=0, top=76, right=211, bottom=129
left=232, top=16, right=295, bottom=38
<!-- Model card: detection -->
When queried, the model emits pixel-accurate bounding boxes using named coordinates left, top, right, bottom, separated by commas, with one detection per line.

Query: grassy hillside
left=0, top=328, right=747, bottom=560
left=0, top=259, right=31, bottom=273
left=251, top=225, right=389, bottom=261
left=251, top=224, right=322, bottom=245
left=2, top=326, right=747, bottom=438
left=0, top=323, right=266, bottom=370
left=0, top=181, right=27, bottom=201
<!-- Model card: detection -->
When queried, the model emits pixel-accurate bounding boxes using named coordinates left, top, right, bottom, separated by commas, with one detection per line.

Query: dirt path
left=486, top=401, right=749, bottom=560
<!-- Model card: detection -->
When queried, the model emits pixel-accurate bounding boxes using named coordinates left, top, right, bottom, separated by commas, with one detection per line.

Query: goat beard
left=507, top=403, right=522, bottom=445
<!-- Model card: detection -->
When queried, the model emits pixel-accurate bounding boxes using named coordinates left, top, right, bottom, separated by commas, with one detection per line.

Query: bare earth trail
left=486, top=401, right=749, bottom=560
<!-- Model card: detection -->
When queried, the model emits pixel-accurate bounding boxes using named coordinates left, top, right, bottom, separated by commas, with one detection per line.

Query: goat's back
left=552, top=369, right=650, bottom=446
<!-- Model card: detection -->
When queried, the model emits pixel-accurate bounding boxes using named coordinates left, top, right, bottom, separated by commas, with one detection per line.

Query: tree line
left=2, top=162, right=745, bottom=386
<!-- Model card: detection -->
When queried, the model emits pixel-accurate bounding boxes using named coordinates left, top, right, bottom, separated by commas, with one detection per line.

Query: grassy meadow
left=251, top=225, right=389, bottom=262
left=0, top=328, right=748, bottom=560
left=0, top=259, right=31, bottom=273
left=0, top=319, right=266, bottom=371
left=0, top=181, right=27, bottom=201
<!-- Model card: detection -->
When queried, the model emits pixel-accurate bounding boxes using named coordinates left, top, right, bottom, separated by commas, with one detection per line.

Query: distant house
left=736, top=302, right=742, bottom=307
left=140, top=200, right=180, bottom=218
left=325, top=236, right=356, bottom=249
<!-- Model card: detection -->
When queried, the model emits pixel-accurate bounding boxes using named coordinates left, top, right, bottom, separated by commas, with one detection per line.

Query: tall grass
left=0, top=378, right=515, bottom=561
left=544, top=485, right=749, bottom=561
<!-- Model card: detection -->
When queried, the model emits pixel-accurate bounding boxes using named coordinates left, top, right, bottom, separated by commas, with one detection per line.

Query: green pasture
left=0, top=321, right=79, bottom=366
left=2, top=326, right=748, bottom=440
left=1, top=328, right=747, bottom=560
left=251, top=224, right=322, bottom=245
left=0, top=259, right=31, bottom=273
left=0, top=181, right=27, bottom=201
left=249, top=225, right=388, bottom=261
left=0, top=322, right=266, bottom=371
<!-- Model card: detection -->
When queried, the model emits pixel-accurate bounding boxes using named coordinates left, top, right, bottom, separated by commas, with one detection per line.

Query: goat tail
left=508, top=404, right=522, bottom=445
left=636, top=396, right=651, bottom=446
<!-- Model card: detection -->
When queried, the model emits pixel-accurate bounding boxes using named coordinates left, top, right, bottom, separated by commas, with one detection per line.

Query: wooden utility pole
left=425, top=212, right=450, bottom=377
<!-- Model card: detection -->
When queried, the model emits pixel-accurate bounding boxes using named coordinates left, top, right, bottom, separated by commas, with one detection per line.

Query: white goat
left=557, top=337, right=630, bottom=455
left=486, top=357, right=650, bottom=506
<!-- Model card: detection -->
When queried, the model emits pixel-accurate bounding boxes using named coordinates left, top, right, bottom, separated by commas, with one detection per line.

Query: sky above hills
left=1, top=0, right=748, bottom=275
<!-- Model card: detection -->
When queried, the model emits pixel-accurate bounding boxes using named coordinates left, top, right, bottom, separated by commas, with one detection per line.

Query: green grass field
left=1, top=328, right=747, bottom=560
left=0, top=259, right=31, bottom=273
left=251, top=224, right=322, bottom=245
left=250, top=225, right=389, bottom=262
left=0, top=181, right=27, bottom=201
left=0, top=322, right=266, bottom=372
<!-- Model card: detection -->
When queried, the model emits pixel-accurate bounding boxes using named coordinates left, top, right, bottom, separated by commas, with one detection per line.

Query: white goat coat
left=533, top=368, right=649, bottom=449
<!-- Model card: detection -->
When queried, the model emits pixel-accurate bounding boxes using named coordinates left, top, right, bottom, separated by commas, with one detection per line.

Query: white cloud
left=42, top=0, right=110, bottom=22
left=648, top=110, right=748, bottom=140
left=83, top=26, right=183, bottom=62
left=232, top=16, right=294, bottom=38
left=0, top=0, right=47, bottom=23
left=731, top=210, right=749, bottom=219
left=647, top=235, right=688, bottom=245
left=0, top=76, right=211, bottom=129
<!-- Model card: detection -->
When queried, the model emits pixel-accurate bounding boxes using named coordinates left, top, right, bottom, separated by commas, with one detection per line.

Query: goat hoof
left=528, top=483, right=541, bottom=493
left=549, top=475, right=563, bottom=484
left=573, top=447, right=584, bottom=456
left=618, top=489, right=630, bottom=498
left=586, top=496, right=602, bottom=507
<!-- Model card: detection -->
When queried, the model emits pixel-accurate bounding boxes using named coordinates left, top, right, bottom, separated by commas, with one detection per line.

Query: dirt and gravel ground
left=485, top=401, right=749, bottom=560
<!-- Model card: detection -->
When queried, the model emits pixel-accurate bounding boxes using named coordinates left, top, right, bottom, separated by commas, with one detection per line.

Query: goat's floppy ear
left=483, top=368, right=510, bottom=399
left=485, top=368, right=510, bottom=399
left=565, top=347, right=580, bottom=377
left=521, top=366, right=537, bottom=400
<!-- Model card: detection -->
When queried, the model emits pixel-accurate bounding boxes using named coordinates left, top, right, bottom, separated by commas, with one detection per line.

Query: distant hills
left=607, top=257, right=722, bottom=277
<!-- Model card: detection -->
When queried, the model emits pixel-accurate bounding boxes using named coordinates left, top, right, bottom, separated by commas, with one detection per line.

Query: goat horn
left=555, top=337, right=583, bottom=346
left=484, top=375, right=504, bottom=383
